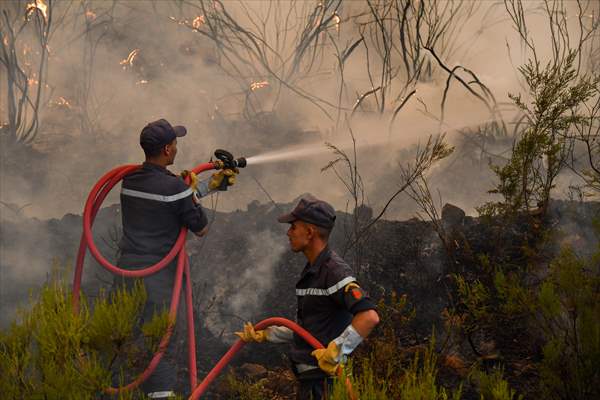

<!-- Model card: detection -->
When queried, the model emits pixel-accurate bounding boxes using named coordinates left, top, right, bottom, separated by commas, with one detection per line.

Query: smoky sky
left=1, top=0, right=599, bottom=327
left=0, top=0, right=597, bottom=221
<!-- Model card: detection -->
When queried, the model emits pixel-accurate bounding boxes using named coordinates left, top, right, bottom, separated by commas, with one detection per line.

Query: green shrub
left=474, top=367, right=522, bottom=400
left=536, top=247, right=600, bottom=400
left=0, top=268, right=160, bottom=399
left=480, top=51, right=598, bottom=218
left=223, top=371, right=269, bottom=400
left=396, top=335, right=462, bottom=400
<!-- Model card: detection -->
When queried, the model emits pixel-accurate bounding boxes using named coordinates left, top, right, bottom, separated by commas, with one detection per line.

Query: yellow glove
left=311, top=341, right=342, bottom=376
left=208, top=168, right=239, bottom=191
left=234, top=322, right=268, bottom=343
left=180, top=170, right=199, bottom=191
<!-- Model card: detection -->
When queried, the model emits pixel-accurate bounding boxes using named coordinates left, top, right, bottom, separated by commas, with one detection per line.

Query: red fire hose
left=71, top=161, right=356, bottom=399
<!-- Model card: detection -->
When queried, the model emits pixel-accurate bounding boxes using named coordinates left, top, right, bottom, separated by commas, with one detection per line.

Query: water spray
left=243, top=117, right=500, bottom=166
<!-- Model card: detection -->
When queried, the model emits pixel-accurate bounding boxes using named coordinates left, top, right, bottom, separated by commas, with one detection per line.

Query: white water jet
left=244, top=118, right=497, bottom=166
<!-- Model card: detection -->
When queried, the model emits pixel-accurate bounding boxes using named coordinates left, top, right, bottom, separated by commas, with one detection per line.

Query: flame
left=192, top=15, right=205, bottom=29
left=169, top=16, right=186, bottom=26
left=50, top=96, right=72, bottom=109
left=250, top=80, right=269, bottom=91
left=85, top=10, right=97, bottom=21
left=28, top=77, right=39, bottom=86
left=136, top=79, right=149, bottom=85
left=26, top=0, right=48, bottom=22
left=333, top=13, right=341, bottom=33
left=120, top=49, right=140, bottom=69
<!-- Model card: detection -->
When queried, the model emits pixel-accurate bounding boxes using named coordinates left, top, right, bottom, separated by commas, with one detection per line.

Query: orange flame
left=333, top=13, right=341, bottom=33
left=85, top=10, right=97, bottom=21
left=50, top=96, right=72, bottom=109
left=250, top=81, right=270, bottom=91
left=26, top=0, right=48, bottom=22
left=169, top=16, right=186, bottom=26
left=192, top=15, right=206, bottom=29
left=120, top=49, right=140, bottom=69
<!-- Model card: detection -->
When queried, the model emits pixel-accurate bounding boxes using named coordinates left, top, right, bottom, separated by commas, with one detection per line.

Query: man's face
left=164, top=138, right=178, bottom=165
left=286, top=220, right=312, bottom=252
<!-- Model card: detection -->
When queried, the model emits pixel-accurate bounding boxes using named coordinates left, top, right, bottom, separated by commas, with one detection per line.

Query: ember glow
left=85, top=10, right=97, bottom=22
left=50, top=96, right=72, bottom=109
left=250, top=80, right=269, bottom=91
left=169, top=16, right=186, bottom=26
left=333, top=13, right=341, bottom=33
left=26, top=0, right=48, bottom=22
left=120, top=49, right=140, bottom=69
left=192, top=15, right=206, bottom=29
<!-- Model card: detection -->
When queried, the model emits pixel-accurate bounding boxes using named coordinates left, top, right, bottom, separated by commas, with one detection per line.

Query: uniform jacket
left=290, top=246, right=375, bottom=367
left=119, top=162, right=208, bottom=262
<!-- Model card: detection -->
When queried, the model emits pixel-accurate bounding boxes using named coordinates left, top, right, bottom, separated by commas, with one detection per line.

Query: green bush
left=0, top=269, right=165, bottom=399
left=474, top=367, right=522, bottom=400
left=536, top=247, right=600, bottom=400
left=480, top=51, right=598, bottom=218
left=223, top=371, right=269, bottom=400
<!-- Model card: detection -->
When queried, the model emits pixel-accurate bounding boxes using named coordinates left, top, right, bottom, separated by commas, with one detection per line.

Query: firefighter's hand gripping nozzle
left=212, top=149, right=246, bottom=191
left=214, top=149, right=247, bottom=169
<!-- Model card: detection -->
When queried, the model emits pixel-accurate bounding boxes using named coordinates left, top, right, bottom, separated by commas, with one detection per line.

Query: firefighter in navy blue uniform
left=117, top=119, right=236, bottom=399
left=236, top=196, right=380, bottom=400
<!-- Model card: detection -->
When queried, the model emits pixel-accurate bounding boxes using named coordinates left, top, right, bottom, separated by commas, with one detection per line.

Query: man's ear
left=163, top=144, right=170, bottom=156
left=307, top=224, right=316, bottom=240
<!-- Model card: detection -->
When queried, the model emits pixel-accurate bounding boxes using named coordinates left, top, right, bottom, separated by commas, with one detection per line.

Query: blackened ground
left=0, top=196, right=598, bottom=398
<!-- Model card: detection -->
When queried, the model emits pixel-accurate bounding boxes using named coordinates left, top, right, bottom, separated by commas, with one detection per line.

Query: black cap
left=278, top=195, right=336, bottom=229
left=140, top=119, right=187, bottom=152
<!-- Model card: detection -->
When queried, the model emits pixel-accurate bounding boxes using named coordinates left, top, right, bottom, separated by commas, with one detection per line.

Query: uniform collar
left=143, top=161, right=170, bottom=174
left=301, top=246, right=331, bottom=278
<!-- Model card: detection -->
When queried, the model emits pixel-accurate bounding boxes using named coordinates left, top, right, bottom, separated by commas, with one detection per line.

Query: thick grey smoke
left=2, top=1, right=597, bottom=220
left=1, top=0, right=598, bottom=327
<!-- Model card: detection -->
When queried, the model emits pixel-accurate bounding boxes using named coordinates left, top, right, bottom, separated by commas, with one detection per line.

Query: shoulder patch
left=344, top=282, right=360, bottom=292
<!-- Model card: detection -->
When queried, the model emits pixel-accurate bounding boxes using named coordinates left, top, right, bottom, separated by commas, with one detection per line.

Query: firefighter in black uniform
left=236, top=195, right=380, bottom=400
left=118, top=119, right=236, bottom=399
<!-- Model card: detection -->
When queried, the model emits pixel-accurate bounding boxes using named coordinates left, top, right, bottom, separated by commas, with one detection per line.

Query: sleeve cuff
left=333, top=324, right=363, bottom=362
left=265, top=326, right=294, bottom=344
left=196, top=180, right=210, bottom=198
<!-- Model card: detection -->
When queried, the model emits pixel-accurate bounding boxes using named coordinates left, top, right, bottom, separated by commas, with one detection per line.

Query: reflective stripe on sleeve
left=147, top=391, right=176, bottom=399
left=121, top=187, right=193, bottom=202
left=296, top=276, right=356, bottom=296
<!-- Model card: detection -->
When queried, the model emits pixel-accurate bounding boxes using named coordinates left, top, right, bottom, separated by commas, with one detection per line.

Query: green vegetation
left=474, top=367, right=522, bottom=400
left=224, top=372, right=269, bottom=400
left=537, top=248, right=600, bottom=400
left=479, top=51, right=599, bottom=218
left=0, top=268, right=171, bottom=399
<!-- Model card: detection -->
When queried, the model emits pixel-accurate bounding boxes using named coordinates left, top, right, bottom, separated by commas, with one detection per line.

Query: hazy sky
left=1, top=0, right=596, bottom=222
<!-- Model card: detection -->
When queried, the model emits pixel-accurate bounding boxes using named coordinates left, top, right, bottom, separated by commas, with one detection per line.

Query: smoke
left=1, top=0, right=596, bottom=221
left=228, top=230, right=287, bottom=320
left=2, top=0, right=599, bottom=326
left=191, top=227, right=289, bottom=342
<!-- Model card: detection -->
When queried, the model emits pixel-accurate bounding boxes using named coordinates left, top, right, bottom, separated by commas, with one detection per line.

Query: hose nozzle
left=214, top=149, right=247, bottom=169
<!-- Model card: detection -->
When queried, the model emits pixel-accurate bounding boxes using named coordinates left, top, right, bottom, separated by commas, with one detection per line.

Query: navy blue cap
left=140, top=119, right=187, bottom=152
left=278, top=196, right=336, bottom=229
